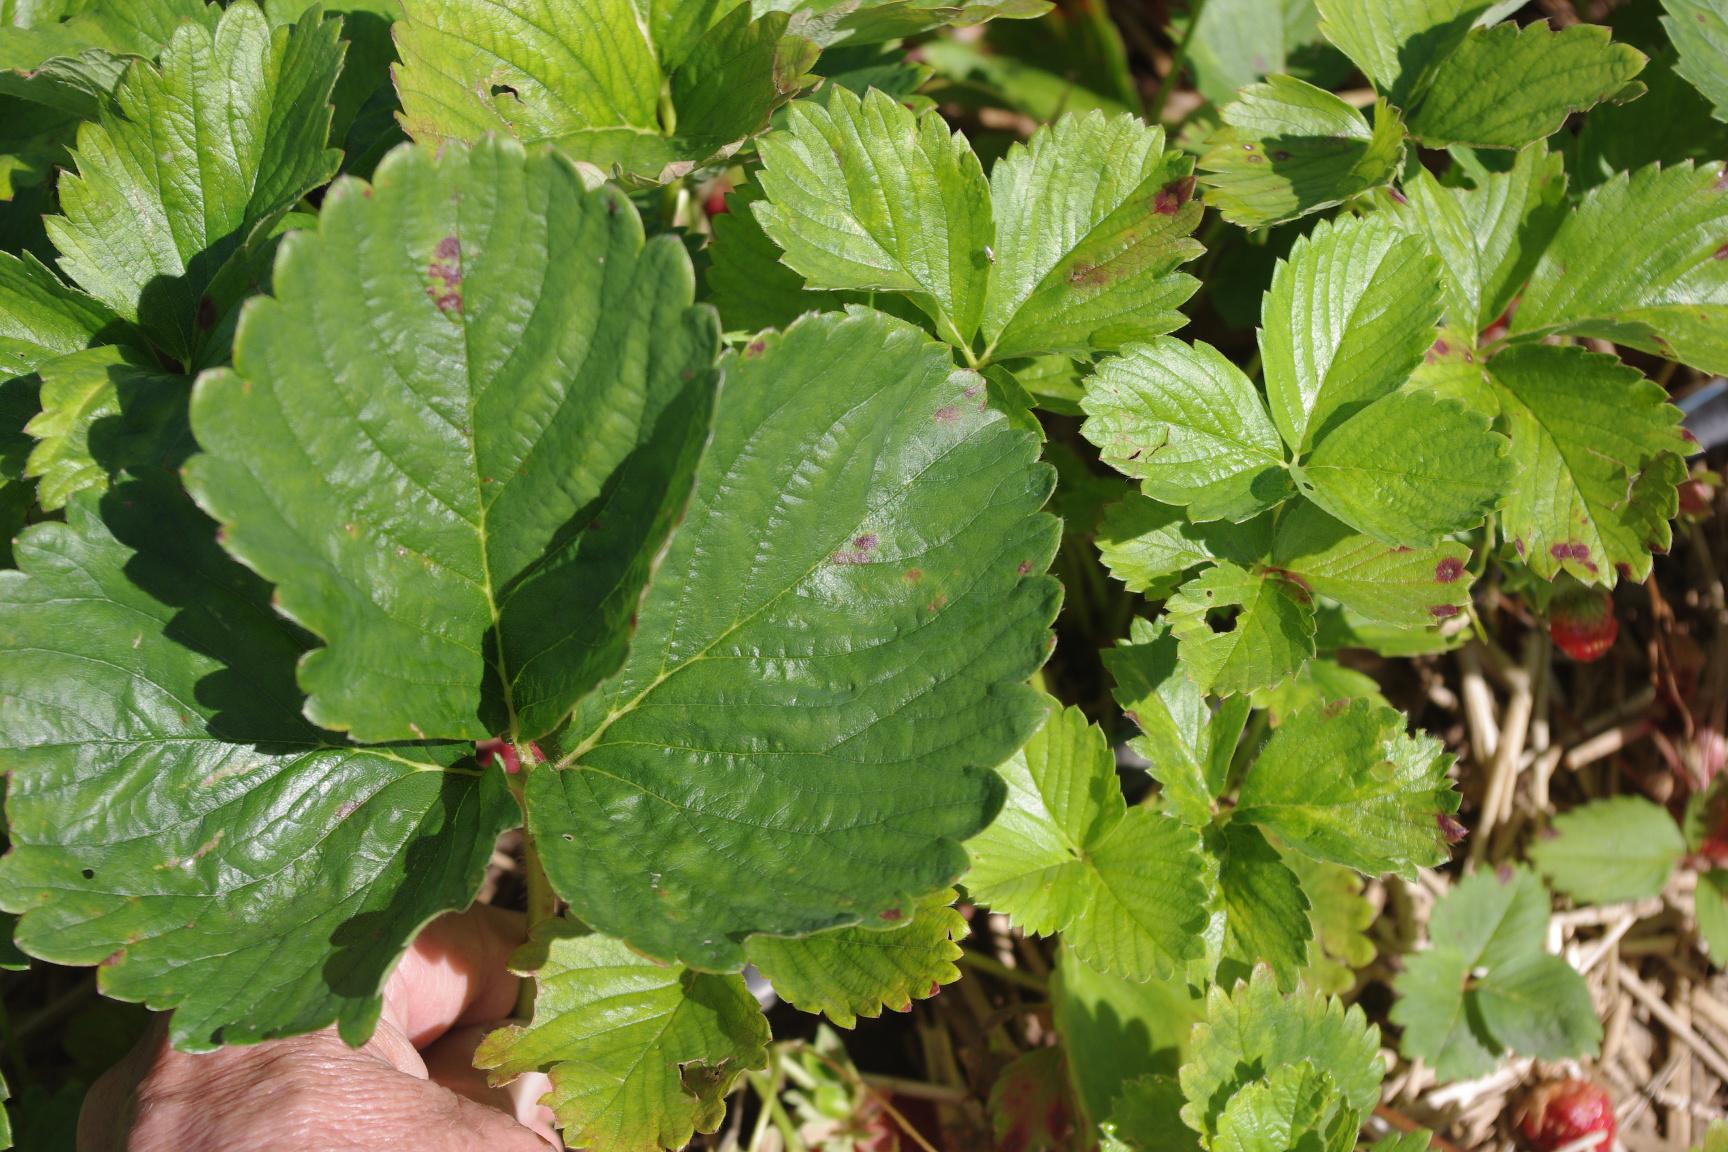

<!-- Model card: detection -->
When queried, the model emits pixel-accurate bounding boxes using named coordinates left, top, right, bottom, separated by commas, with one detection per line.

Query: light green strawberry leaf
left=1696, top=870, right=1728, bottom=968
left=1272, top=500, right=1474, bottom=629
left=1488, top=343, right=1688, bottom=587
left=1314, top=0, right=1521, bottom=107
left=965, top=705, right=1210, bottom=981
left=1213, top=821, right=1313, bottom=992
left=1234, top=699, right=1459, bottom=879
left=1511, top=161, right=1728, bottom=375
left=745, top=888, right=967, bottom=1027
left=754, top=88, right=992, bottom=349
left=1530, top=796, right=1687, bottom=904
left=1404, top=22, right=1646, bottom=149
left=1392, top=866, right=1600, bottom=1081
left=1094, top=495, right=1274, bottom=598
left=1252, top=658, right=1385, bottom=726
left=764, top=0, right=1052, bottom=47
left=394, top=0, right=818, bottom=185
left=0, top=0, right=215, bottom=115
left=1198, top=76, right=1404, bottom=229
left=983, top=111, right=1203, bottom=360
left=1662, top=0, right=1728, bottom=123
left=45, top=1, right=342, bottom=366
left=528, top=307, right=1059, bottom=971
left=187, top=139, right=719, bottom=746
left=24, top=344, right=189, bottom=509
left=1179, top=968, right=1382, bottom=1143
left=1166, top=561, right=1317, bottom=697
left=1082, top=339, right=1291, bottom=523
left=1213, top=1061, right=1347, bottom=1152
left=1183, top=0, right=1343, bottom=108
left=1394, top=143, right=1567, bottom=337
left=0, top=250, right=116, bottom=382
left=1260, top=216, right=1442, bottom=454
left=0, top=480, right=517, bottom=1052
left=1287, top=852, right=1377, bottom=995
left=1085, top=340, right=1292, bottom=525
left=1292, top=389, right=1508, bottom=548
left=1104, top=617, right=1247, bottom=825
left=475, top=922, right=770, bottom=1152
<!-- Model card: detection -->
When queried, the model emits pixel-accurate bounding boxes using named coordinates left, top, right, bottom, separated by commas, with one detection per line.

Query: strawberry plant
left=3, top=0, right=1727, bottom=1149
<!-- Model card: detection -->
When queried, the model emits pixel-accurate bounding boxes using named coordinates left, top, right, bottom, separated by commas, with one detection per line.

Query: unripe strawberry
left=1516, top=1079, right=1614, bottom=1152
left=1548, top=586, right=1618, bottom=663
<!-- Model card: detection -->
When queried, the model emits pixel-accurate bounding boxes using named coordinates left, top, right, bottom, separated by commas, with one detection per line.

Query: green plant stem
left=958, top=949, right=1047, bottom=993
left=746, top=1061, right=802, bottom=1152
left=510, top=764, right=559, bottom=1020
left=1149, top=0, right=1208, bottom=122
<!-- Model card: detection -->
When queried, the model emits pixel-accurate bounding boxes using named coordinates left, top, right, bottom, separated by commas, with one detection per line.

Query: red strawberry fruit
left=1548, top=586, right=1618, bottom=663
left=1516, top=1079, right=1614, bottom=1152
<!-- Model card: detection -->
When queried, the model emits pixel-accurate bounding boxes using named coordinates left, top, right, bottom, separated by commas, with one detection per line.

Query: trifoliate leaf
left=1166, top=562, right=1317, bottom=697
left=45, top=2, right=342, bottom=366
left=187, top=140, right=718, bottom=746
left=1488, top=343, right=1688, bottom=586
left=1051, top=947, right=1203, bottom=1127
left=0, top=0, right=215, bottom=114
left=1392, top=865, right=1599, bottom=1081
left=1214, top=1060, right=1345, bottom=1152
left=1105, top=617, right=1253, bottom=825
left=1214, top=822, right=1312, bottom=991
left=1235, top=699, right=1459, bottom=879
left=1392, top=946, right=1498, bottom=1081
left=1662, top=0, right=1728, bottom=123
left=745, top=888, right=966, bottom=1027
left=755, top=88, right=992, bottom=347
left=984, top=112, right=1202, bottom=360
left=1472, top=951, right=1602, bottom=1062
left=1404, top=23, right=1646, bottom=149
left=1287, top=852, right=1377, bottom=995
left=1198, top=76, right=1404, bottom=229
left=1183, top=0, right=1341, bottom=107
left=769, top=0, right=1053, bottom=48
left=966, top=706, right=1210, bottom=980
left=1696, top=870, right=1728, bottom=967
left=1260, top=216, right=1442, bottom=454
left=1180, top=968, right=1382, bottom=1142
left=1272, top=501, right=1474, bottom=629
left=1082, top=339, right=1291, bottom=523
left=0, top=250, right=114, bottom=381
left=0, top=480, right=517, bottom=1051
left=1095, top=495, right=1273, bottom=598
left=1512, top=161, right=1728, bottom=375
left=23, top=345, right=189, bottom=509
left=1293, top=389, right=1508, bottom=548
left=475, top=922, right=770, bottom=1152
left=1394, top=143, right=1567, bottom=337
left=529, top=308, right=1059, bottom=971
left=394, top=0, right=817, bottom=184
left=1314, top=0, right=1515, bottom=106
left=1530, top=796, right=1687, bottom=904
left=1105, top=1074, right=1199, bottom=1152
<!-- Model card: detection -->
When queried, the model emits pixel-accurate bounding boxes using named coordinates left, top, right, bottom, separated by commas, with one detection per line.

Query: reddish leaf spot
left=102, top=948, right=127, bottom=967
left=745, top=339, right=766, bottom=358
left=1067, top=263, right=1108, bottom=287
left=933, top=405, right=961, bottom=422
left=1153, top=176, right=1196, bottom=215
left=196, top=296, right=216, bottom=331
left=1271, top=149, right=1291, bottom=162
left=1435, top=557, right=1464, bottom=583
left=1714, top=242, right=1728, bottom=261
left=1017, top=560, right=1033, bottom=576
left=832, top=534, right=878, bottom=565
left=929, top=594, right=949, bottom=612
left=1386, top=186, right=1409, bottom=206
left=903, top=567, right=923, bottom=582
left=1514, top=536, right=1527, bottom=556
left=1430, top=604, right=1460, bottom=619
left=1437, top=812, right=1467, bottom=843
left=878, top=907, right=904, bottom=922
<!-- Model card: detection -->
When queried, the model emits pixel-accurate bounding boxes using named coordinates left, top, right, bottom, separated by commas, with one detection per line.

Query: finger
left=422, top=1024, right=562, bottom=1149
left=383, top=902, right=526, bottom=1049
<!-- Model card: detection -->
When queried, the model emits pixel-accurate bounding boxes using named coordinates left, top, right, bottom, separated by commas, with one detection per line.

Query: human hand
left=78, top=904, right=560, bottom=1151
